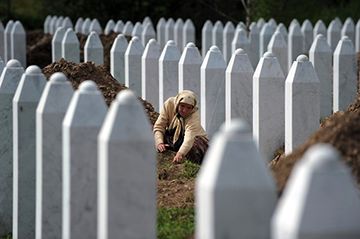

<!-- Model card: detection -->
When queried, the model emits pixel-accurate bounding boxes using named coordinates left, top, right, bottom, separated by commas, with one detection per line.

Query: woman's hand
left=157, top=143, right=170, bottom=152
left=172, top=152, right=184, bottom=164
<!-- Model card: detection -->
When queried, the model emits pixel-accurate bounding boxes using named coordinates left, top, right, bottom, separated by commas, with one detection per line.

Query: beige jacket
left=153, top=91, right=208, bottom=155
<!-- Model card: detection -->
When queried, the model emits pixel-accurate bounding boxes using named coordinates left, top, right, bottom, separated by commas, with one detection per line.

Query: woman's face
left=178, top=103, right=193, bottom=117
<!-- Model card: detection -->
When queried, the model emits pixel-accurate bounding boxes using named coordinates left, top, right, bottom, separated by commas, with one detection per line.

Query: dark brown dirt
left=27, top=30, right=360, bottom=210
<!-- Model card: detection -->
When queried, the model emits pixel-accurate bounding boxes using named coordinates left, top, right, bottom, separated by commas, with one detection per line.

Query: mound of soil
left=27, top=30, right=360, bottom=209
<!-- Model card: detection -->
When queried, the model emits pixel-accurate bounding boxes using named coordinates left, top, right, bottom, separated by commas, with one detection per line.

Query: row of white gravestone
left=0, top=59, right=157, bottom=239
left=196, top=118, right=360, bottom=239
left=0, top=20, right=27, bottom=67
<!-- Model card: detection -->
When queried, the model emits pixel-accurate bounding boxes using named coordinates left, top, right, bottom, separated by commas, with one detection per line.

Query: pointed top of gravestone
left=116, top=89, right=139, bottom=105
left=131, top=36, right=140, bottom=42
left=186, top=42, right=196, bottom=48
left=50, top=72, right=67, bottom=82
left=210, top=45, right=220, bottom=52
left=166, top=40, right=176, bottom=46
left=263, top=51, right=275, bottom=58
left=341, top=35, right=350, bottom=41
left=302, top=144, right=341, bottom=172
left=315, top=33, right=325, bottom=40
left=234, top=48, right=246, bottom=54
left=148, top=39, right=157, bottom=44
left=25, top=65, right=42, bottom=74
left=296, top=54, right=308, bottom=62
left=7, top=59, right=21, bottom=67
left=78, top=80, right=98, bottom=93
left=219, top=118, right=251, bottom=134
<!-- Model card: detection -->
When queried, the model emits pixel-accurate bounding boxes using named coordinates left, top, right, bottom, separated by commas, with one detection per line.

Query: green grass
left=157, top=206, right=195, bottom=239
left=175, top=160, right=201, bottom=179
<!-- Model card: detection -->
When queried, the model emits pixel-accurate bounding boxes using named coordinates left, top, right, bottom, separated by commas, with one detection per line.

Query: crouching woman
left=153, top=90, right=209, bottom=164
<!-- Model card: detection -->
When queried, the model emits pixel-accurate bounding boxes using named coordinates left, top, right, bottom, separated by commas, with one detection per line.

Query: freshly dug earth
left=27, top=30, right=360, bottom=209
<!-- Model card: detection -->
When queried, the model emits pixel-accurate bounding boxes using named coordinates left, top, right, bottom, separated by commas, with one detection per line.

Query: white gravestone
left=276, top=23, right=288, bottom=43
left=89, top=18, right=102, bottom=35
left=285, top=55, right=320, bottom=155
left=225, top=49, right=254, bottom=128
left=35, top=72, right=73, bottom=239
left=142, top=23, right=156, bottom=47
left=0, top=21, right=4, bottom=60
left=52, top=27, right=65, bottom=62
left=288, top=23, right=304, bottom=70
left=49, top=16, right=58, bottom=35
left=200, top=46, right=227, bottom=138
left=62, top=17, right=73, bottom=30
left=196, top=119, right=277, bottom=239
left=74, top=17, right=84, bottom=33
left=62, top=81, right=107, bottom=239
left=104, top=19, right=115, bottom=35
left=159, top=40, right=181, bottom=110
left=301, top=19, right=314, bottom=53
left=122, top=21, right=133, bottom=36
left=257, top=18, right=265, bottom=30
left=55, top=16, right=64, bottom=30
left=268, top=31, right=288, bottom=76
left=110, top=34, right=128, bottom=84
left=125, top=36, right=144, bottom=97
left=271, top=144, right=360, bottom=239
left=341, top=17, right=355, bottom=44
left=156, top=18, right=166, bottom=49
left=313, top=20, right=327, bottom=39
left=212, top=21, right=223, bottom=53
left=174, top=18, right=184, bottom=52
left=81, top=18, right=91, bottom=35
left=0, top=60, right=24, bottom=236
left=131, top=22, right=143, bottom=38
left=327, top=19, right=341, bottom=52
left=231, top=28, right=250, bottom=56
left=178, top=42, right=202, bottom=115
left=142, top=39, right=161, bottom=112
left=11, top=21, right=26, bottom=68
left=13, top=65, right=46, bottom=239
left=62, top=28, right=80, bottom=63
left=355, top=19, right=360, bottom=52
left=44, top=15, right=51, bottom=34
left=268, top=18, right=277, bottom=30
left=183, top=19, right=195, bottom=50
left=84, top=31, right=104, bottom=65
left=223, top=21, right=235, bottom=63
left=201, top=20, right=213, bottom=58
left=114, top=20, right=124, bottom=33
left=249, top=22, right=260, bottom=68
left=259, top=23, right=274, bottom=59
left=333, top=36, right=357, bottom=112
left=165, top=18, right=175, bottom=42
left=97, top=89, right=157, bottom=239
left=4, top=20, right=14, bottom=63
left=253, top=52, right=285, bottom=162
left=309, top=34, right=332, bottom=119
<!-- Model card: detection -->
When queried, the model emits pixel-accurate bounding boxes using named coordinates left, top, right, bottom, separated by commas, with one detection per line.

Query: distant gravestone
left=201, top=20, right=213, bottom=58
left=301, top=19, right=314, bottom=53
left=142, top=23, right=156, bottom=47
left=122, top=21, right=134, bottom=36
left=333, top=36, right=357, bottom=112
left=156, top=18, right=166, bottom=49
left=327, top=19, right=342, bottom=52
left=84, top=31, right=104, bottom=65
left=62, top=80, right=106, bottom=239
left=0, top=60, right=24, bottom=236
left=44, top=15, right=51, bottom=34
left=355, top=19, right=360, bottom=52
left=212, top=21, right=224, bottom=53
left=259, top=23, right=274, bottom=59
left=110, top=34, right=128, bottom=84
left=288, top=23, right=304, bottom=70
left=249, top=22, right=260, bottom=68
left=342, top=17, right=355, bottom=44
left=97, top=89, right=156, bottom=239
left=276, top=23, right=288, bottom=43
left=131, top=22, right=143, bottom=38
left=104, top=19, right=115, bottom=35
left=81, top=18, right=91, bottom=35
left=125, top=36, right=144, bottom=97
left=272, top=144, right=360, bottom=239
left=313, top=19, right=327, bottom=39
left=285, top=55, right=320, bottom=155
left=35, top=72, right=72, bottom=239
left=159, top=40, right=181, bottom=109
left=225, top=48, right=254, bottom=128
left=183, top=19, right=195, bottom=50
left=89, top=18, right=102, bottom=34
left=165, top=18, right=175, bottom=42
left=268, top=31, right=288, bottom=76
left=223, top=21, right=235, bottom=63
left=174, top=18, right=184, bottom=52
left=114, top=20, right=124, bottom=33
left=13, top=65, right=46, bottom=239
left=62, top=28, right=80, bottom=63
left=74, top=17, right=84, bottom=33
left=62, top=17, right=73, bottom=30
left=55, top=16, right=64, bottom=30
left=200, top=46, right=226, bottom=138
left=309, top=34, right=332, bottom=119
left=142, top=39, right=161, bottom=112
left=52, top=27, right=65, bottom=62
left=11, top=21, right=27, bottom=68
left=178, top=42, right=202, bottom=115
left=0, top=21, right=4, bottom=60
left=253, top=52, right=285, bottom=162
left=4, top=20, right=14, bottom=63
left=49, top=16, right=58, bottom=34
left=231, top=28, right=250, bottom=56
left=196, top=119, right=277, bottom=239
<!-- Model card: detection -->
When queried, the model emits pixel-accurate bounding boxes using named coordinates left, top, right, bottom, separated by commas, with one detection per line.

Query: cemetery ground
left=20, top=29, right=360, bottom=239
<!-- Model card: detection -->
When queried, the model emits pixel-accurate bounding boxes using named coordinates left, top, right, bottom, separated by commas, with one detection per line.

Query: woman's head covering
left=169, top=90, right=199, bottom=145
